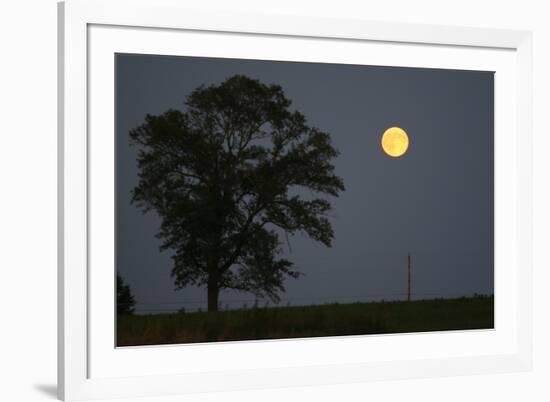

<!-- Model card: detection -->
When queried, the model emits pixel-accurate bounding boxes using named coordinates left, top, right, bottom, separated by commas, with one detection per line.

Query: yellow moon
left=381, top=127, right=409, bottom=157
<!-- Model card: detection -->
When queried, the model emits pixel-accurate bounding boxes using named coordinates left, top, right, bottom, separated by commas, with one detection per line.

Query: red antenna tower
left=407, top=253, right=412, bottom=302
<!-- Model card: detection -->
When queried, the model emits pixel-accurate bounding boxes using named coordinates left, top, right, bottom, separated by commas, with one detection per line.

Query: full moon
left=381, top=127, right=409, bottom=157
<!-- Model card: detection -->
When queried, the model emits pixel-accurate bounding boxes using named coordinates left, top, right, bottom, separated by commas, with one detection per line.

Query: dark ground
left=117, top=295, right=493, bottom=346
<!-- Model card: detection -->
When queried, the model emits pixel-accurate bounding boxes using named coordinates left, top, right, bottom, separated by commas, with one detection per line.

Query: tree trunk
left=207, top=283, right=219, bottom=312
left=206, top=254, right=220, bottom=312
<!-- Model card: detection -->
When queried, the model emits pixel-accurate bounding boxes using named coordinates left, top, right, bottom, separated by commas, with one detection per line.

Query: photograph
left=115, top=53, right=494, bottom=347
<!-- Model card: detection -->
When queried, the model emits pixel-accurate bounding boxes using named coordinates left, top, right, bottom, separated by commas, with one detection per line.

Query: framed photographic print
left=58, top=0, right=533, bottom=400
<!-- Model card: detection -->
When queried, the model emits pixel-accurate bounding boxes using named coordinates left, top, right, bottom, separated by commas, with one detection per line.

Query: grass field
left=117, top=295, right=493, bottom=346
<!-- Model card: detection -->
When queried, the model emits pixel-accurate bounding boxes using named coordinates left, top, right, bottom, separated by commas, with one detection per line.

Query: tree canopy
left=117, top=274, right=136, bottom=315
left=130, top=75, right=345, bottom=311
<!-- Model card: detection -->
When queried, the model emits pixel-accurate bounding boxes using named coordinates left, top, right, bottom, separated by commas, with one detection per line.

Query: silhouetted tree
left=117, top=274, right=136, bottom=315
left=130, top=75, right=345, bottom=312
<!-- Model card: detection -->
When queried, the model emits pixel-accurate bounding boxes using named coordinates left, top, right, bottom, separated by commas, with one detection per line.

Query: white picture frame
left=58, top=0, right=533, bottom=400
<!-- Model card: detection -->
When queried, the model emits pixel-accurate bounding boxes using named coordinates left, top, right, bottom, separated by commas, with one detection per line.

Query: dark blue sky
left=116, top=54, right=494, bottom=313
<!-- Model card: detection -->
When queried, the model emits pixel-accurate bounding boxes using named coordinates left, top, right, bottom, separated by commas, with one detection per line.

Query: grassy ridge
left=117, top=296, right=493, bottom=347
